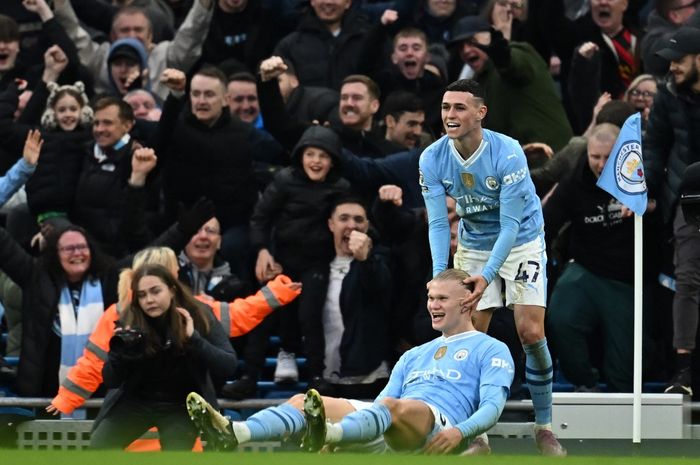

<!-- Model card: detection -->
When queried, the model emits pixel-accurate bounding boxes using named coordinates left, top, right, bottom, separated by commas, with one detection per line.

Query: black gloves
left=475, top=28, right=511, bottom=69
left=176, top=197, right=216, bottom=238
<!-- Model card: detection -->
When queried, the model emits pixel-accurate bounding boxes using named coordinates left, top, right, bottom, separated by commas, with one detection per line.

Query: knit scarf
left=57, top=279, right=104, bottom=384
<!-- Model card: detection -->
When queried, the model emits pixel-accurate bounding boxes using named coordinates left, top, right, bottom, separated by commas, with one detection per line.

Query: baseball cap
left=449, top=16, right=491, bottom=45
left=108, top=38, right=147, bottom=67
left=656, top=26, right=700, bottom=61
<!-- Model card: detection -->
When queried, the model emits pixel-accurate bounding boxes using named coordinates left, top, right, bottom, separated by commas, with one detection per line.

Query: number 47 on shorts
left=514, top=260, right=540, bottom=283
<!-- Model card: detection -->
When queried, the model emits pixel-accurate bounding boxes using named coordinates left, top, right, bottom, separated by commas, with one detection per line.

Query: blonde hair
left=432, top=268, right=470, bottom=284
left=624, top=74, right=657, bottom=101
left=117, top=247, right=178, bottom=310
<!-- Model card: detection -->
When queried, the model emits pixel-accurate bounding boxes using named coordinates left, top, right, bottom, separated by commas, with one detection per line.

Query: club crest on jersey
left=485, top=176, right=499, bottom=190
left=453, top=349, right=469, bottom=361
left=434, top=346, right=448, bottom=360
left=461, top=172, right=474, bottom=189
left=419, top=170, right=428, bottom=193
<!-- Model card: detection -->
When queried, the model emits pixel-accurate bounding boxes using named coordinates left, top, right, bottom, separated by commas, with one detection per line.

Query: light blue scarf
left=57, top=279, right=104, bottom=384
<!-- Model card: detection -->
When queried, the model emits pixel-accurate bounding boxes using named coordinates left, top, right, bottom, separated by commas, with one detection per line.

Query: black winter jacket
left=543, top=152, right=635, bottom=283
left=274, top=9, right=370, bottom=90
left=300, top=246, right=393, bottom=378
left=249, top=126, right=350, bottom=272
left=156, top=94, right=285, bottom=230
left=644, top=79, right=700, bottom=224
left=94, top=305, right=236, bottom=428
left=0, top=83, right=91, bottom=220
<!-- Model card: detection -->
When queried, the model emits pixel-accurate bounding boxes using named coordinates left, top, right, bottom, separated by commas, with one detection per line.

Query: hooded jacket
left=107, top=38, right=150, bottom=96
left=249, top=126, right=350, bottom=273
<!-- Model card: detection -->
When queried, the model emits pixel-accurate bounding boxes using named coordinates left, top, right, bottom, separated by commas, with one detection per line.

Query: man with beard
left=644, top=26, right=700, bottom=397
left=258, top=57, right=403, bottom=158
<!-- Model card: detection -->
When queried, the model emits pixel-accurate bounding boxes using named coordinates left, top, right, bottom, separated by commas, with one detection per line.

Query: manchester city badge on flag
left=461, top=172, right=474, bottom=189
left=596, top=113, right=647, bottom=216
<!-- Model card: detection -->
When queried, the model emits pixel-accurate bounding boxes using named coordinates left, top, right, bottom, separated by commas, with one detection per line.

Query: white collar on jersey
left=441, top=330, right=481, bottom=342
left=449, top=138, right=488, bottom=168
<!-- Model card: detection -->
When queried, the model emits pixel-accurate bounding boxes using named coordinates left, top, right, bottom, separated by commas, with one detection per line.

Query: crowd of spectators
left=0, top=0, right=699, bottom=412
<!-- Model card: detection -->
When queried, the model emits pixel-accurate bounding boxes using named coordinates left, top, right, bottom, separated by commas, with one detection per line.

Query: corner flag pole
left=594, top=112, right=646, bottom=444
left=633, top=214, right=643, bottom=443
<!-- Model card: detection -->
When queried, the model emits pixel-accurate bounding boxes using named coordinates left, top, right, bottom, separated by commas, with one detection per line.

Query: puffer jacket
left=273, top=9, right=370, bottom=90
left=643, top=78, right=700, bottom=224
left=249, top=126, right=350, bottom=272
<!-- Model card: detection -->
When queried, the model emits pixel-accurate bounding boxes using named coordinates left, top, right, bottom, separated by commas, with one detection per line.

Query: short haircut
left=341, top=74, right=381, bottom=101
left=94, top=96, right=135, bottom=122
left=445, top=79, right=487, bottom=101
left=112, top=6, right=152, bottom=33
left=594, top=100, right=635, bottom=127
left=0, top=15, right=19, bottom=43
left=393, top=27, right=428, bottom=48
left=589, top=123, right=620, bottom=145
left=327, top=193, right=368, bottom=219
left=382, top=91, right=424, bottom=119
left=228, top=71, right=256, bottom=84
left=195, top=66, right=228, bottom=88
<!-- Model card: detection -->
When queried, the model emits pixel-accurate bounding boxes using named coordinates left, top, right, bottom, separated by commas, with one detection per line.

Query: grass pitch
left=2, top=450, right=699, bottom=465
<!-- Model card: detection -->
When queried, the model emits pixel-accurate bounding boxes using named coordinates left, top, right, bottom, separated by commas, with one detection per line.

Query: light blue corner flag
left=596, top=112, right=647, bottom=216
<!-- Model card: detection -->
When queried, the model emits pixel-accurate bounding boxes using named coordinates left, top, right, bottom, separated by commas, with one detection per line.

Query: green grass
left=2, top=450, right=699, bottom=465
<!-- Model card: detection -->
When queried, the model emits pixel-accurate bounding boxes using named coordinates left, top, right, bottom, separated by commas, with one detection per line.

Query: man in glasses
left=641, top=0, right=700, bottom=76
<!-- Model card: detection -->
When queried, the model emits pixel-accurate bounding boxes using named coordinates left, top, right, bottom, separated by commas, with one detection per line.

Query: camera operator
left=89, top=264, right=237, bottom=450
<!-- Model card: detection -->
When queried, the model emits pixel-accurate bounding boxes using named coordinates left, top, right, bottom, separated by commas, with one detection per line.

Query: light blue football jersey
left=375, top=331, right=514, bottom=428
left=419, top=131, right=544, bottom=275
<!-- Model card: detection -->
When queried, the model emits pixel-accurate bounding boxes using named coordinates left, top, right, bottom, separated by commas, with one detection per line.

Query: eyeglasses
left=58, top=243, right=89, bottom=255
left=629, top=89, right=656, bottom=98
left=670, top=0, right=698, bottom=10
left=198, top=226, right=220, bottom=236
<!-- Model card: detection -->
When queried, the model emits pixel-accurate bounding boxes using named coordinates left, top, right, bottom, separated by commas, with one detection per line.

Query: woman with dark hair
left=0, top=223, right=116, bottom=397
left=89, top=264, right=237, bottom=450
left=0, top=193, right=208, bottom=398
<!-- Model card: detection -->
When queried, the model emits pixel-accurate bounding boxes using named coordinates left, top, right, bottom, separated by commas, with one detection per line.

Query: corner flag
left=596, top=113, right=647, bottom=216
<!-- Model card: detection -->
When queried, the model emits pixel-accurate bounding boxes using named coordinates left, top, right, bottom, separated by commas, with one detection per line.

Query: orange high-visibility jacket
left=51, top=274, right=300, bottom=414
